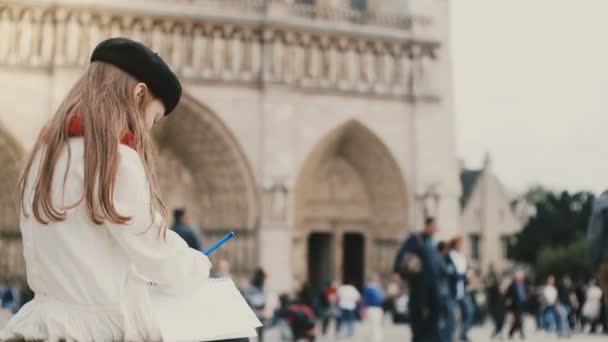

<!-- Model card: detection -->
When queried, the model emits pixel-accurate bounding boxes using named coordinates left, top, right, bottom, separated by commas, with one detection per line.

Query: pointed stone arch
left=295, top=119, right=408, bottom=231
left=153, top=93, right=259, bottom=275
left=293, top=119, right=408, bottom=289
left=0, top=122, right=25, bottom=282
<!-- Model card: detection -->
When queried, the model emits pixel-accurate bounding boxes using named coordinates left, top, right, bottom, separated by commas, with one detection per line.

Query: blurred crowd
left=211, top=215, right=608, bottom=342
left=391, top=217, right=608, bottom=341
left=3, top=209, right=608, bottom=342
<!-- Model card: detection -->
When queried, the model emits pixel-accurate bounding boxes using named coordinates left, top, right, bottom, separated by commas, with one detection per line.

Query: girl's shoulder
left=63, top=138, right=145, bottom=176
left=117, top=144, right=143, bottom=167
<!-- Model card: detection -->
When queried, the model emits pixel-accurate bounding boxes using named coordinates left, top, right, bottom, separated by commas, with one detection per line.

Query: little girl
left=0, top=38, right=259, bottom=341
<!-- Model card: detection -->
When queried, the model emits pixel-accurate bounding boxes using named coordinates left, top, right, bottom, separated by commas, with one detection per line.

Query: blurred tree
left=535, top=236, right=591, bottom=281
left=509, top=189, right=594, bottom=266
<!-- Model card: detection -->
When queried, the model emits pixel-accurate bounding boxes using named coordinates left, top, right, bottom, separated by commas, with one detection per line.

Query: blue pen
left=203, top=232, right=235, bottom=255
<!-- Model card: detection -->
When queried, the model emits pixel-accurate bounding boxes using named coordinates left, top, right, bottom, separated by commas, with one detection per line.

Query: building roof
left=460, top=169, right=481, bottom=210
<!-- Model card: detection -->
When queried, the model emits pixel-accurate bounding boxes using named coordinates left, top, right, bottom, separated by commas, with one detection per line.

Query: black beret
left=90, top=37, right=182, bottom=115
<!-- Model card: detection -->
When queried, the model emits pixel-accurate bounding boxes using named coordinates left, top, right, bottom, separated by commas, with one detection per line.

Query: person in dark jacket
left=243, top=268, right=268, bottom=342
left=505, top=270, right=527, bottom=339
left=437, top=241, right=456, bottom=342
left=393, top=217, right=441, bottom=342
left=557, top=275, right=577, bottom=332
left=171, top=208, right=202, bottom=251
left=587, top=191, right=608, bottom=332
left=487, top=273, right=507, bottom=339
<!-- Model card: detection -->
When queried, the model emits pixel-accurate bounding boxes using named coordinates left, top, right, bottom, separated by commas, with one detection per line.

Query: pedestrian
left=285, top=292, right=317, bottom=342
left=393, top=217, right=442, bottom=342
left=487, top=274, right=508, bottom=339
left=448, top=236, right=474, bottom=342
left=505, top=270, right=527, bottom=339
left=437, top=241, right=456, bottom=342
left=582, top=278, right=604, bottom=333
left=243, top=268, right=268, bottom=342
left=573, top=280, right=587, bottom=331
left=0, top=37, right=259, bottom=341
left=587, top=190, right=608, bottom=333
left=362, top=274, right=385, bottom=342
left=541, top=275, right=566, bottom=336
left=272, top=294, right=294, bottom=341
left=526, top=286, right=543, bottom=331
left=393, top=290, right=410, bottom=324
left=0, top=282, right=18, bottom=314
left=320, top=281, right=340, bottom=336
left=299, top=282, right=320, bottom=315
left=171, top=207, right=202, bottom=251
left=383, top=273, right=402, bottom=320
left=337, top=279, right=361, bottom=338
left=557, top=275, right=576, bottom=333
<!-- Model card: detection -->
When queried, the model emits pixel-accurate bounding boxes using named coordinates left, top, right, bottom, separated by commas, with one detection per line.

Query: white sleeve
left=106, top=146, right=211, bottom=295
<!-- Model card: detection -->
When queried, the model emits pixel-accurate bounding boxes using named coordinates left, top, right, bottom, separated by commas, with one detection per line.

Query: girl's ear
left=133, top=82, right=149, bottom=101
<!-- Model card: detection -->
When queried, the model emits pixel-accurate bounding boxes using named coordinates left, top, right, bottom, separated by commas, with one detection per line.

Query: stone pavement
left=260, top=318, right=607, bottom=342
left=2, top=312, right=606, bottom=341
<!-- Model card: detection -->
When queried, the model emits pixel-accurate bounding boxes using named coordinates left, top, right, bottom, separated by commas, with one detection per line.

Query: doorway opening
left=308, top=232, right=333, bottom=292
left=342, top=232, right=365, bottom=289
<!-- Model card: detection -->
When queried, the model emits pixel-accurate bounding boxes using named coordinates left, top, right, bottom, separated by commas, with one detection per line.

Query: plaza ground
left=2, top=309, right=606, bottom=341
left=261, top=317, right=606, bottom=342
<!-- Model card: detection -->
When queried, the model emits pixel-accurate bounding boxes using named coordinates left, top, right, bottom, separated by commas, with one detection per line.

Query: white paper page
left=150, top=278, right=262, bottom=342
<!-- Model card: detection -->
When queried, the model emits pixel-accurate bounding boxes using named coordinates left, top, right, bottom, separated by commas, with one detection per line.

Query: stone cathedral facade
left=0, top=0, right=462, bottom=292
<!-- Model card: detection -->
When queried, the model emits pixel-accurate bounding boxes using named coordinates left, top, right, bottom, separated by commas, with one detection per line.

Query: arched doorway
left=0, top=124, right=24, bottom=282
left=294, top=120, right=408, bottom=291
left=153, top=94, right=259, bottom=277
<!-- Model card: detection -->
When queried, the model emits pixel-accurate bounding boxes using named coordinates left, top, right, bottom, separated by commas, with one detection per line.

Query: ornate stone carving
left=262, top=177, right=289, bottom=222
left=0, top=1, right=440, bottom=100
left=0, top=126, right=24, bottom=282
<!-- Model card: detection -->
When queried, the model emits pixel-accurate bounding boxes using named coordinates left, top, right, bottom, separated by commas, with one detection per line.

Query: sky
left=451, top=0, right=608, bottom=195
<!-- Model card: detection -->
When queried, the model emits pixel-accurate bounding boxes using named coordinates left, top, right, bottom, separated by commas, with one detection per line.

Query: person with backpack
left=393, top=217, right=442, bottom=342
left=285, top=292, right=317, bottom=341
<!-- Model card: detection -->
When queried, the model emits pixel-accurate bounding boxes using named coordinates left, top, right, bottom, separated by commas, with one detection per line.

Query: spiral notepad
left=150, top=277, right=262, bottom=341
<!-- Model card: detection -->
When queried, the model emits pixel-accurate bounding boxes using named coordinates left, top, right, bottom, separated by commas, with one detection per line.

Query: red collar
left=66, top=114, right=136, bottom=149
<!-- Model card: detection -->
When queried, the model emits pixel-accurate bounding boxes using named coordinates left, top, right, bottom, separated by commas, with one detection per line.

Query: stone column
left=332, top=229, right=343, bottom=283
left=259, top=179, right=294, bottom=293
left=364, top=230, right=374, bottom=281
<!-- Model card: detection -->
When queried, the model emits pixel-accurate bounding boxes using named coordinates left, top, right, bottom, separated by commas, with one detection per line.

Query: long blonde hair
left=18, top=61, right=168, bottom=234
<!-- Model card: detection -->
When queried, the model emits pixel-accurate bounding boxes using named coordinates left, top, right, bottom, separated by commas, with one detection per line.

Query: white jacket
left=0, top=138, right=257, bottom=341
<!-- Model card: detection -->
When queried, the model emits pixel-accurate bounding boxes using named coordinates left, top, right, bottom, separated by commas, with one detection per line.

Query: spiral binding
left=208, top=277, right=229, bottom=283
left=146, top=277, right=230, bottom=286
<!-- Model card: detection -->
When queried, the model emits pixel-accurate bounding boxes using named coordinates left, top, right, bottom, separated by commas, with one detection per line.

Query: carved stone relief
left=0, top=2, right=440, bottom=100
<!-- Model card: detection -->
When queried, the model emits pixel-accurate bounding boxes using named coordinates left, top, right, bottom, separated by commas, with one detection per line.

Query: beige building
left=460, top=155, right=528, bottom=275
left=0, top=0, right=461, bottom=293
